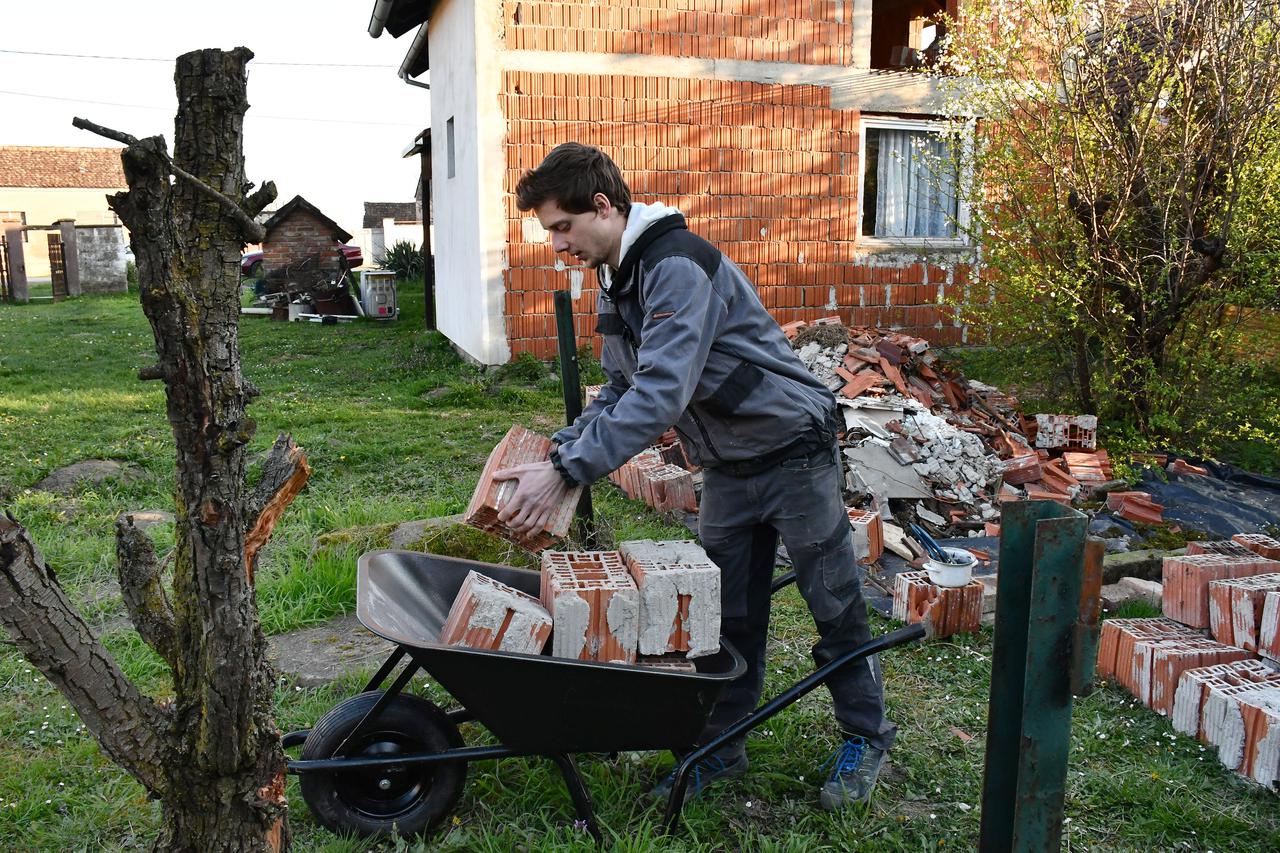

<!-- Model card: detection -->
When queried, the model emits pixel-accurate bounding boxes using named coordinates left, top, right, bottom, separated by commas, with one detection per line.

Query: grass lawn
left=0, top=287, right=1276, bottom=851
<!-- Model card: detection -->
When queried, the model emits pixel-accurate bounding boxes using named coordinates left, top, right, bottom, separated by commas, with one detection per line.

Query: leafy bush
left=126, top=260, right=138, bottom=292
left=376, top=240, right=424, bottom=280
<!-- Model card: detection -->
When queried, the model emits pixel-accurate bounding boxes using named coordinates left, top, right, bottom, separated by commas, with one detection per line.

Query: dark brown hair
left=514, top=142, right=631, bottom=215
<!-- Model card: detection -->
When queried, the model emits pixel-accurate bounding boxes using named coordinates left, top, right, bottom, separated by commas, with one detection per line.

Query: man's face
left=534, top=195, right=619, bottom=270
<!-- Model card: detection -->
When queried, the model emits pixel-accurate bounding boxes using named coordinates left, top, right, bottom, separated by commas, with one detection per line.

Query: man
left=494, top=142, right=895, bottom=810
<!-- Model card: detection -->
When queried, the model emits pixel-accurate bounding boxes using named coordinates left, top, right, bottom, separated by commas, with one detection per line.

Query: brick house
left=261, top=195, right=354, bottom=276
left=368, top=0, right=977, bottom=364
left=0, top=146, right=126, bottom=279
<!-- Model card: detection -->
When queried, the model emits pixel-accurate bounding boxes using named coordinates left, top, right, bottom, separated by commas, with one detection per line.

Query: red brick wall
left=502, top=0, right=856, bottom=65
left=262, top=210, right=342, bottom=274
left=501, top=70, right=977, bottom=358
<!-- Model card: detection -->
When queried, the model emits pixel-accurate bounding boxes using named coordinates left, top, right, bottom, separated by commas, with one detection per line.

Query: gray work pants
left=696, top=442, right=896, bottom=754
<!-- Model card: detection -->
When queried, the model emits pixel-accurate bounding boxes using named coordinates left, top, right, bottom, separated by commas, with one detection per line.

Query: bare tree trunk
left=0, top=47, right=307, bottom=852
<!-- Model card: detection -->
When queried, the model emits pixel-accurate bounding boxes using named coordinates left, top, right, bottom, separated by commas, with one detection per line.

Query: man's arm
left=555, top=256, right=726, bottom=485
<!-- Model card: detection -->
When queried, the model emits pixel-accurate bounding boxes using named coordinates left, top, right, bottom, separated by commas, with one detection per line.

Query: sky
left=1, top=1, right=429, bottom=237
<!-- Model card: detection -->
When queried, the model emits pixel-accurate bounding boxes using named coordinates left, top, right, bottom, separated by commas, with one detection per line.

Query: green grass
left=1, top=289, right=1277, bottom=850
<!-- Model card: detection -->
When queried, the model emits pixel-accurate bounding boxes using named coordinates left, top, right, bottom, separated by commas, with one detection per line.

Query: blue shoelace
left=690, top=754, right=732, bottom=792
left=821, top=737, right=867, bottom=782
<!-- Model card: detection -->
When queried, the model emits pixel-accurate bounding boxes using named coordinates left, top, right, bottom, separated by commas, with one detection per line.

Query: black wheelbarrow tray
left=284, top=549, right=926, bottom=841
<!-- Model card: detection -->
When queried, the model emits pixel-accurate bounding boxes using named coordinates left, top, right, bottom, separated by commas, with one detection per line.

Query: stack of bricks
left=540, top=550, right=639, bottom=664
left=607, top=447, right=697, bottom=513
left=1104, top=490, right=1164, bottom=524
left=1208, top=573, right=1280, bottom=653
left=1162, top=552, right=1280, bottom=628
left=1187, top=539, right=1259, bottom=559
left=1096, top=618, right=1249, bottom=715
left=891, top=571, right=983, bottom=638
left=1234, top=532, right=1280, bottom=561
left=619, top=539, right=721, bottom=658
left=437, top=570, right=553, bottom=655
left=464, top=425, right=584, bottom=551
left=501, top=70, right=980, bottom=358
left=1171, top=659, right=1280, bottom=787
left=846, top=507, right=884, bottom=564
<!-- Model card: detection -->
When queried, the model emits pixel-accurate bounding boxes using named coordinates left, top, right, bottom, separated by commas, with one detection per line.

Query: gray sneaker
left=819, top=736, right=886, bottom=811
left=648, top=751, right=749, bottom=804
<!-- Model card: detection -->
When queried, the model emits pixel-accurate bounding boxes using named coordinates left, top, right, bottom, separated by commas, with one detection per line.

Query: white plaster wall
left=431, top=0, right=509, bottom=365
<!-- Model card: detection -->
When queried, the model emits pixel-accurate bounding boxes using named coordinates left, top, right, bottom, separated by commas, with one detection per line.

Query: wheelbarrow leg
left=661, top=623, right=926, bottom=835
left=549, top=752, right=603, bottom=844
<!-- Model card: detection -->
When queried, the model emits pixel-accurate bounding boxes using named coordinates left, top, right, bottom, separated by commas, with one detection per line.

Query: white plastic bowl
left=924, top=547, right=978, bottom=588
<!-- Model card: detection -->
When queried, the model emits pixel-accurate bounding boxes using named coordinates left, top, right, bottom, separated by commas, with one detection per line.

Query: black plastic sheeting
left=1131, top=461, right=1280, bottom=538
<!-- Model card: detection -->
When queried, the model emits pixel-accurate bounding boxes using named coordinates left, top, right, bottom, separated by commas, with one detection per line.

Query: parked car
left=240, top=243, right=362, bottom=278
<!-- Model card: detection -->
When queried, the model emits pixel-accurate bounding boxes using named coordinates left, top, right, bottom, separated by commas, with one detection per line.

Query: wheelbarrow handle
left=661, top=622, right=927, bottom=834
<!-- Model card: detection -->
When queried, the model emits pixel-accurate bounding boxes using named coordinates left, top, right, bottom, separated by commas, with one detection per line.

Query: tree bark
left=0, top=47, right=296, bottom=852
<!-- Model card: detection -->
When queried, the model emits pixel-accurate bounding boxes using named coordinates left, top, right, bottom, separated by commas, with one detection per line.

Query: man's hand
left=493, top=460, right=570, bottom=539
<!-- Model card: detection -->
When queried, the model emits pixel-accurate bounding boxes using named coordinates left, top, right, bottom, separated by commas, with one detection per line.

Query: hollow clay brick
left=1161, top=553, right=1280, bottom=628
left=438, top=570, right=552, bottom=655
left=1171, top=659, right=1279, bottom=738
left=1134, top=637, right=1250, bottom=716
left=1202, top=682, right=1280, bottom=782
left=1233, top=532, right=1280, bottom=561
left=619, top=539, right=721, bottom=658
left=1096, top=618, right=1198, bottom=684
left=540, top=550, right=639, bottom=664
left=635, top=654, right=699, bottom=673
left=1187, top=539, right=1258, bottom=559
left=892, top=571, right=983, bottom=638
left=464, top=424, right=584, bottom=551
left=846, top=507, right=884, bottom=564
left=1260, top=591, right=1280, bottom=663
left=1208, top=573, right=1280, bottom=652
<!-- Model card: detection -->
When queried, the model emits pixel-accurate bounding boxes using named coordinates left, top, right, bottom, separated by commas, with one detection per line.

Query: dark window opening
left=446, top=117, right=456, bottom=179
left=871, top=0, right=948, bottom=70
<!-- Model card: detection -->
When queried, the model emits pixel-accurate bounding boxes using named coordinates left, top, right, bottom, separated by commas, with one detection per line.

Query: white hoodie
left=598, top=201, right=683, bottom=294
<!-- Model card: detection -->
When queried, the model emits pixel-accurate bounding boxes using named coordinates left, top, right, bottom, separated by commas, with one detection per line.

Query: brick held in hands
left=438, top=570, right=552, bottom=654
left=846, top=507, right=884, bottom=564
left=1233, top=532, right=1280, bottom=561
left=540, top=550, right=639, bottom=664
left=620, top=539, right=721, bottom=658
left=464, top=424, right=584, bottom=551
left=1208, top=573, right=1280, bottom=652
left=1161, top=553, right=1280, bottom=628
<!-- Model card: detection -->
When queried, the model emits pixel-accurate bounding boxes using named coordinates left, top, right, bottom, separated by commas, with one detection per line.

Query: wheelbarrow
left=284, top=550, right=926, bottom=841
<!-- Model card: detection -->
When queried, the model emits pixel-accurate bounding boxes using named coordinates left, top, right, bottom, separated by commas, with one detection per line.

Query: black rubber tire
left=299, top=691, right=466, bottom=838
left=247, top=260, right=263, bottom=279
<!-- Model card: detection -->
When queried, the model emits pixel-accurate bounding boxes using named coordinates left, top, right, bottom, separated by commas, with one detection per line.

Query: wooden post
left=57, top=219, right=81, bottom=297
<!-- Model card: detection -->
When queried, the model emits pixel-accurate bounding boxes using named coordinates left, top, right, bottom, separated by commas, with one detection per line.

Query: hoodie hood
left=598, top=201, right=683, bottom=295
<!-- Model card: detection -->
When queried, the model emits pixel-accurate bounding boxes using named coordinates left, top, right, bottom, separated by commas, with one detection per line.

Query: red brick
left=1172, top=658, right=1280, bottom=738
left=1188, top=539, right=1259, bottom=558
left=891, top=571, right=983, bottom=638
left=1233, top=533, right=1280, bottom=561
left=438, top=570, right=552, bottom=654
left=1261, top=591, right=1280, bottom=663
left=1208, top=573, right=1280, bottom=651
left=464, top=425, right=584, bottom=551
left=540, top=550, right=639, bottom=663
left=846, top=507, right=883, bottom=564
left=1162, top=553, right=1280, bottom=628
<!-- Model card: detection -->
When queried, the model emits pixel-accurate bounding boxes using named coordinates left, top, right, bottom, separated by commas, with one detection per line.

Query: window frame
left=856, top=115, right=973, bottom=250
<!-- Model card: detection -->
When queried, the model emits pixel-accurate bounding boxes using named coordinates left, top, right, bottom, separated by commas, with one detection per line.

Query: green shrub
left=376, top=240, right=424, bottom=280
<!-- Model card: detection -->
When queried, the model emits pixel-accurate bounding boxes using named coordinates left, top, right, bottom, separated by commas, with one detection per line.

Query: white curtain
left=874, top=130, right=958, bottom=238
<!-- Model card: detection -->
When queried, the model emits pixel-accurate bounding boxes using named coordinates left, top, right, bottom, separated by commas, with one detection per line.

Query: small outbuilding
left=261, top=195, right=353, bottom=276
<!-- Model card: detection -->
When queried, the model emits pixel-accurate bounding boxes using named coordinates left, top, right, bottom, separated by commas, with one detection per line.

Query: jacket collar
left=604, top=212, right=687, bottom=298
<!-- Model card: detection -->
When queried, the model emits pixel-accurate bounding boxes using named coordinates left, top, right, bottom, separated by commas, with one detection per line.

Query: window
left=870, top=0, right=947, bottom=70
left=0, top=211, right=26, bottom=241
left=859, top=118, right=967, bottom=245
left=446, top=116, right=456, bottom=179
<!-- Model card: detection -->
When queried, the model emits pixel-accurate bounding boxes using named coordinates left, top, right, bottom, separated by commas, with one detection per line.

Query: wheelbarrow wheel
left=299, top=690, right=466, bottom=838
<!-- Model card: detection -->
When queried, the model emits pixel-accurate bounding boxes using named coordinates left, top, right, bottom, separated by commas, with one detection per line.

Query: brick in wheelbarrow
left=619, top=539, right=721, bottom=659
left=464, top=424, right=584, bottom=551
left=438, top=570, right=552, bottom=654
left=540, top=550, right=639, bottom=664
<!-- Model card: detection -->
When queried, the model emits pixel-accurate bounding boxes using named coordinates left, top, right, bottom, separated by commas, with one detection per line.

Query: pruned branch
left=244, top=434, right=312, bottom=582
left=0, top=513, right=168, bottom=795
left=72, top=115, right=268, bottom=243
left=115, top=515, right=178, bottom=669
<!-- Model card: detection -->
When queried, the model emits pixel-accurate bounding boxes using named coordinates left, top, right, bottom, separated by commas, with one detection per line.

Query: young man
left=494, top=142, right=895, bottom=810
